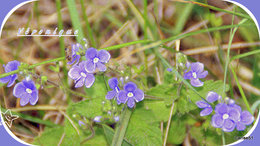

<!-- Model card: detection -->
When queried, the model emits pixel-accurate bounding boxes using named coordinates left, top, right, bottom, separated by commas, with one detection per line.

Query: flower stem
left=111, top=107, right=132, bottom=146
left=0, top=57, right=65, bottom=79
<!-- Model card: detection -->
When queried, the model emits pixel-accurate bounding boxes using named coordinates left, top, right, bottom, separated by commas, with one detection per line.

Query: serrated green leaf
left=146, top=84, right=179, bottom=105
left=102, top=124, right=132, bottom=146
left=126, top=122, right=162, bottom=146
left=63, top=119, right=80, bottom=146
left=167, top=116, right=186, bottom=144
left=143, top=100, right=171, bottom=122
left=67, top=98, right=104, bottom=119
left=34, top=126, right=64, bottom=145
left=84, top=75, right=107, bottom=99
left=82, top=127, right=108, bottom=146
left=186, top=80, right=229, bottom=103
left=176, top=95, right=197, bottom=114
left=125, top=107, right=162, bottom=146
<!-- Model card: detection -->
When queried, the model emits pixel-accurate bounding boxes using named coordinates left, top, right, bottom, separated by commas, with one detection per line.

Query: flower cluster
left=68, top=45, right=110, bottom=88
left=196, top=91, right=254, bottom=132
left=0, top=60, right=39, bottom=106
left=105, top=78, right=144, bottom=108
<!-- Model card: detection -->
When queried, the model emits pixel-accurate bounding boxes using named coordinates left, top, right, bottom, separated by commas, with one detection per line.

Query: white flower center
left=93, top=57, right=99, bottom=63
left=26, top=88, right=32, bottom=94
left=223, top=114, right=229, bottom=119
left=192, top=72, right=197, bottom=78
left=115, top=87, right=119, bottom=93
left=127, top=92, right=134, bottom=97
left=80, top=72, right=87, bottom=77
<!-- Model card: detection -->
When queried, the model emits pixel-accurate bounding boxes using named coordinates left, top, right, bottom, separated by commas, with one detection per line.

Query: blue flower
left=211, top=103, right=240, bottom=132
left=106, top=78, right=120, bottom=104
left=0, top=60, right=20, bottom=87
left=93, top=116, right=102, bottom=122
left=196, top=91, right=220, bottom=116
left=13, top=79, right=39, bottom=106
left=85, top=48, right=110, bottom=73
left=183, top=62, right=208, bottom=87
left=118, top=82, right=144, bottom=108
left=78, top=120, right=86, bottom=127
left=236, top=110, right=254, bottom=131
left=68, top=61, right=95, bottom=88
left=67, top=43, right=81, bottom=65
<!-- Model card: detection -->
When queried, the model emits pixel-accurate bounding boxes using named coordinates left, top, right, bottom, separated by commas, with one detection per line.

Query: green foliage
left=146, top=84, right=179, bottom=105
left=186, top=80, right=229, bottom=103
left=84, top=75, right=108, bottom=99
left=82, top=128, right=108, bottom=146
left=120, top=106, right=162, bottom=146
left=34, top=126, right=64, bottom=145
left=167, top=116, right=186, bottom=144
left=67, top=98, right=104, bottom=119
left=102, top=124, right=132, bottom=146
left=143, top=100, right=171, bottom=122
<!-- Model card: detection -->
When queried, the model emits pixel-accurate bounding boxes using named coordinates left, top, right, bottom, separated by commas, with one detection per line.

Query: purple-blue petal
left=29, top=90, right=39, bottom=105
left=133, top=89, right=144, bottom=102
left=127, top=97, right=135, bottom=108
left=20, top=93, right=30, bottom=106
left=13, top=82, right=26, bottom=98
left=240, top=111, right=254, bottom=125
left=191, top=62, right=204, bottom=73
left=200, top=107, right=213, bottom=116
left=215, top=103, right=228, bottom=115
left=75, top=77, right=85, bottom=88
left=85, top=74, right=95, bottom=88
left=7, top=75, right=17, bottom=87
left=183, top=71, right=192, bottom=79
left=68, top=66, right=81, bottom=80
left=106, top=90, right=117, bottom=100
left=211, top=114, right=224, bottom=128
left=118, top=90, right=128, bottom=103
left=78, top=120, right=85, bottom=127
left=124, top=82, right=137, bottom=92
left=206, top=91, right=219, bottom=103
left=98, top=50, right=110, bottom=63
left=85, top=47, right=97, bottom=60
left=85, top=60, right=96, bottom=73
left=23, top=80, right=36, bottom=90
left=4, top=60, right=20, bottom=72
left=229, top=104, right=242, bottom=113
left=197, top=71, right=208, bottom=79
left=0, top=76, right=10, bottom=83
left=196, top=101, right=209, bottom=108
left=108, top=77, right=119, bottom=89
left=228, top=108, right=240, bottom=122
left=236, top=121, right=246, bottom=131
left=222, top=119, right=235, bottom=132
left=96, top=62, right=107, bottom=72
left=190, top=78, right=203, bottom=87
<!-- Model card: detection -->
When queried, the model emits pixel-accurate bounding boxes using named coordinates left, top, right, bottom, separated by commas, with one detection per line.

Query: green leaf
left=67, top=98, right=104, bottom=119
left=167, top=116, right=186, bottom=144
left=186, top=80, right=229, bottom=103
left=146, top=84, right=179, bottom=105
left=82, top=127, right=108, bottom=146
left=34, top=126, right=64, bottom=145
left=125, top=107, right=162, bottom=146
left=176, top=94, right=197, bottom=114
left=143, top=100, right=171, bottom=122
left=102, top=124, right=132, bottom=146
left=84, top=75, right=107, bottom=99
left=63, top=119, right=80, bottom=146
